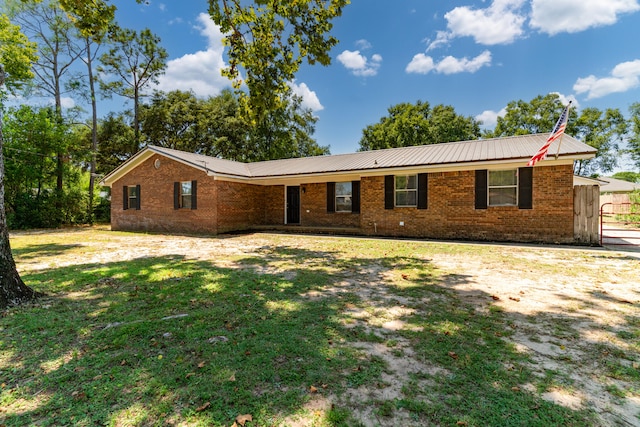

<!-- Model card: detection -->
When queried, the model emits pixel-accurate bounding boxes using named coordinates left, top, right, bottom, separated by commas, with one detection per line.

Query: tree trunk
left=0, top=66, right=41, bottom=309
left=87, top=37, right=98, bottom=224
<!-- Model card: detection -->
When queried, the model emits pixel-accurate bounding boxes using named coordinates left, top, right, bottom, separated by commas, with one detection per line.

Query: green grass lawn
left=1, top=228, right=637, bottom=426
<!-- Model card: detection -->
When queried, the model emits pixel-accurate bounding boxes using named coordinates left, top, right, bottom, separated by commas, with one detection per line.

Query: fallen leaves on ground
left=234, top=414, right=253, bottom=426
left=196, top=402, right=210, bottom=412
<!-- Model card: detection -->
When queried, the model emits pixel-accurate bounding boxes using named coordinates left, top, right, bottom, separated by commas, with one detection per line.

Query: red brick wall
left=111, top=156, right=287, bottom=234
left=360, top=165, right=575, bottom=243
left=111, top=155, right=218, bottom=234
left=216, top=181, right=280, bottom=233
left=112, top=157, right=574, bottom=243
left=300, top=183, right=360, bottom=227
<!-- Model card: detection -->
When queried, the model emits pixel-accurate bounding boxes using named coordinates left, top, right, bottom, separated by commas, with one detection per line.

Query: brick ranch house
left=101, top=134, right=597, bottom=244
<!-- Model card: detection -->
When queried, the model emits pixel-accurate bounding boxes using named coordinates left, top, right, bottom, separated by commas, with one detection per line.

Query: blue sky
left=107, top=0, right=640, bottom=164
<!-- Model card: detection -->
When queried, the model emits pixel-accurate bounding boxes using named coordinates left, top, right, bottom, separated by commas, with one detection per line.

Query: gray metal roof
left=248, top=133, right=584, bottom=178
left=599, top=177, right=640, bottom=193
left=151, top=133, right=595, bottom=179
left=101, top=133, right=596, bottom=185
left=149, top=146, right=251, bottom=177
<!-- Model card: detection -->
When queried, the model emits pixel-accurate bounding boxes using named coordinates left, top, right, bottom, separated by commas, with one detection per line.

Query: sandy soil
left=13, top=228, right=640, bottom=426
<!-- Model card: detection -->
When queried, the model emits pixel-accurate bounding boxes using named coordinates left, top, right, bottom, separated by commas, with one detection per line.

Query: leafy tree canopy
left=0, top=13, right=38, bottom=96
left=486, top=93, right=627, bottom=175
left=628, top=102, right=640, bottom=170
left=140, top=89, right=249, bottom=159
left=358, top=101, right=481, bottom=151
left=138, top=89, right=327, bottom=162
left=208, top=0, right=348, bottom=124
left=611, top=171, right=640, bottom=183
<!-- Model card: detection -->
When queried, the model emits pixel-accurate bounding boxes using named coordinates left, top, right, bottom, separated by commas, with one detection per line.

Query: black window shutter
left=384, top=175, right=394, bottom=210
left=191, top=180, right=198, bottom=210
left=475, top=170, right=488, bottom=210
left=417, top=173, right=428, bottom=209
left=136, top=184, right=141, bottom=210
left=518, top=167, right=533, bottom=209
left=174, top=182, right=180, bottom=210
left=351, top=181, right=361, bottom=213
left=327, top=182, right=335, bottom=213
left=123, top=186, right=128, bottom=210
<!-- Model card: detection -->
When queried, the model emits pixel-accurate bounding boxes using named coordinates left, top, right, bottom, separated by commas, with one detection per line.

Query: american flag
left=527, top=102, right=571, bottom=167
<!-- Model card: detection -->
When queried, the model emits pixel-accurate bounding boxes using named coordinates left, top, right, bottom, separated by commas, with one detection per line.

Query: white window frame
left=127, top=186, right=138, bottom=209
left=395, top=175, right=417, bottom=207
left=488, top=169, right=518, bottom=206
left=179, top=181, right=192, bottom=209
left=335, top=182, right=352, bottom=212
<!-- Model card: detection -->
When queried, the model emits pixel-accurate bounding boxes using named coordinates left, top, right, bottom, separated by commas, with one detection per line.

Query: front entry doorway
left=286, top=186, right=300, bottom=225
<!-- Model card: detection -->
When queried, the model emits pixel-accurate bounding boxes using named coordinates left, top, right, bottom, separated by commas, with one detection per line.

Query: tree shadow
left=11, top=243, right=83, bottom=259
left=1, top=241, right=623, bottom=426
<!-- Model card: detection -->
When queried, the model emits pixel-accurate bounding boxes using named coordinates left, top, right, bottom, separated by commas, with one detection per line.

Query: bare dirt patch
left=11, top=228, right=640, bottom=426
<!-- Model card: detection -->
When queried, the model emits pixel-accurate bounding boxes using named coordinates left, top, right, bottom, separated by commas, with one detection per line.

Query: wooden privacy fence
left=574, top=185, right=599, bottom=245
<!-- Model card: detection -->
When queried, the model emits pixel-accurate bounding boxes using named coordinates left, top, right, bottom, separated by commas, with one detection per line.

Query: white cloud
left=290, top=81, right=324, bottom=112
left=406, top=50, right=492, bottom=75
left=573, top=59, right=640, bottom=99
left=552, top=92, right=579, bottom=108
left=433, top=0, right=526, bottom=48
left=355, top=39, right=372, bottom=50
left=476, top=108, right=506, bottom=127
left=426, top=31, right=452, bottom=52
left=155, top=13, right=229, bottom=96
left=60, top=96, right=76, bottom=109
left=405, top=54, right=435, bottom=74
left=530, top=0, right=640, bottom=35
left=337, top=50, right=382, bottom=77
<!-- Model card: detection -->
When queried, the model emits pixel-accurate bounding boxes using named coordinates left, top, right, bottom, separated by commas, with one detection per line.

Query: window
left=180, top=181, right=192, bottom=209
left=327, top=181, right=360, bottom=213
left=395, top=175, right=417, bottom=207
left=174, top=180, right=197, bottom=210
left=123, top=185, right=140, bottom=210
left=335, top=182, right=352, bottom=212
left=488, top=170, right=517, bottom=206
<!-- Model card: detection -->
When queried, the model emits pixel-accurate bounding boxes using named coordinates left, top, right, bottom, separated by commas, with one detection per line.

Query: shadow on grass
left=11, top=243, right=83, bottom=259
left=0, top=242, right=617, bottom=426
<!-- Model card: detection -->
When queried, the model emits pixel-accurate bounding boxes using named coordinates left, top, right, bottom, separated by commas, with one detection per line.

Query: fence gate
left=574, top=185, right=600, bottom=245
left=600, top=202, right=640, bottom=247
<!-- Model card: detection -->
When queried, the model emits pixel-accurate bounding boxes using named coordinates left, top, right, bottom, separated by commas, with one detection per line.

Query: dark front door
left=286, top=186, right=300, bottom=224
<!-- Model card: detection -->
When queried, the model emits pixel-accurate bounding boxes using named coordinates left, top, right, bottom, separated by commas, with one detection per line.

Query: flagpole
left=554, top=133, right=566, bottom=160
left=554, top=101, right=572, bottom=160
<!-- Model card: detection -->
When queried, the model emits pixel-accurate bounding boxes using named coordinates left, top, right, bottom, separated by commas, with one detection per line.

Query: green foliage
left=573, top=107, right=627, bottom=175
left=612, top=171, right=640, bottom=183
left=140, top=89, right=328, bottom=162
left=208, top=0, right=348, bottom=124
left=92, top=112, right=136, bottom=175
left=629, top=102, right=640, bottom=169
left=8, top=0, right=83, bottom=109
left=358, top=101, right=481, bottom=151
left=58, top=0, right=115, bottom=38
left=0, top=13, right=38, bottom=95
left=485, top=93, right=627, bottom=175
left=3, top=105, right=88, bottom=228
left=485, top=94, right=571, bottom=138
left=140, top=89, right=249, bottom=159
left=98, top=26, right=168, bottom=144
left=248, top=92, right=329, bottom=161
